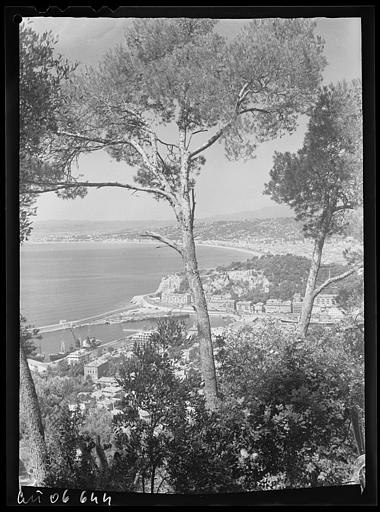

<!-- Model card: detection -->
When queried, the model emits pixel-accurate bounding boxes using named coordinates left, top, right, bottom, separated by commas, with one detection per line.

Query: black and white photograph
left=8, top=7, right=376, bottom=505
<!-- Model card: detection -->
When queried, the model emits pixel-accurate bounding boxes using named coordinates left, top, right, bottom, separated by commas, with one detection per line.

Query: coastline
left=24, top=239, right=159, bottom=245
left=197, top=242, right=263, bottom=257
left=38, top=293, right=236, bottom=333
left=31, top=241, right=264, bottom=331
left=24, top=239, right=262, bottom=253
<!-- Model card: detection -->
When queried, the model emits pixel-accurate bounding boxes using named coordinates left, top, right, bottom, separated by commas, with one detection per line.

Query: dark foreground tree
left=265, top=80, right=363, bottom=337
left=111, top=338, right=248, bottom=493
left=112, top=320, right=364, bottom=492
left=19, top=326, right=47, bottom=484
left=26, top=18, right=326, bottom=408
left=19, top=22, right=76, bottom=241
left=44, top=404, right=109, bottom=489
left=112, top=340, right=201, bottom=493
left=19, top=22, right=76, bottom=485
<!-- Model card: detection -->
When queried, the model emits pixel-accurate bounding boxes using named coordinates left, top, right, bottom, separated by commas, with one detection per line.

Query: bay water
left=20, top=242, right=248, bottom=354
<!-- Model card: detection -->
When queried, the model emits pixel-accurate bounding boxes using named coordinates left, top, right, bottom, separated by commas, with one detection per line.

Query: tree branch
left=188, top=106, right=273, bottom=160
left=156, top=138, right=179, bottom=149
left=57, top=130, right=155, bottom=173
left=25, top=180, right=175, bottom=201
left=312, top=267, right=362, bottom=298
left=237, top=82, right=250, bottom=103
left=188, top=82, right=273, bottom=159
left=333, top=203, right=356, bottom=213
left=238, top=107, right=275, bottom=115
left=140, top=231, right=183, bottom=256
left=57, top=130, right=124, bottom=146
left=189, top=124, right=229, bottom=159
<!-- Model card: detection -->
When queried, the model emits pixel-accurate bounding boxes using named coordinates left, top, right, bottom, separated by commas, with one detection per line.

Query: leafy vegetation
left=265, top=81, right=363, bottom=336
left=215, top=321, right=364, bottom=489
left=215, top=254, right=355, bottom=301
left=23, top=316, right=364, bottom=494
left=18, top=19, right=364, bottom=494
left=20, top=314, right=40, bottom=357
left=19, top=23, right=77, bottom=241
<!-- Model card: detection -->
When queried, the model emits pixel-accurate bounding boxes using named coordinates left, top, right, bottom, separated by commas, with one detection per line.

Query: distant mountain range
left=204, top=205, right=293, bottom=222
left=32, top=206, right=294, bottom=235
left=31, top=219, right=176, bottom=234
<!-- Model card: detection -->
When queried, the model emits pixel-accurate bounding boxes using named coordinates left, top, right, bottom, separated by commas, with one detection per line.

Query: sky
left=25, top=16, right=362, bottom=222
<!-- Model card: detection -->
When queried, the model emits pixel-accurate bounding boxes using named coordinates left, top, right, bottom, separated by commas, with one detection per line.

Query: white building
left=208, top=295, right=236, bottom=312
left=236, top=300, right=254, bottom=315
left=84, top=358, right=109, bottom=380
left=67, top=349, right=91, bottom=365
left=314, top=293, right=337, bottom=307
left=161, top=292, right=192, bottom=305
left=254, top=302, right=264, bottom=313
left=265, top=299, right=292, bottom=314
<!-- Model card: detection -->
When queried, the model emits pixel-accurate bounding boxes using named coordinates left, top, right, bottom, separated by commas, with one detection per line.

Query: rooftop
left=85, top=358, right=109, bottom=368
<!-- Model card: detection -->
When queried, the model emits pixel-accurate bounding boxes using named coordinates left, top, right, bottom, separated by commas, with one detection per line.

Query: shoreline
left=32, top=242, right=264, bottom=331
left=197, top=242, right=263, bottom=257
left=37, top=292, right=237, bottom=333
left=24, top=239, right=263, bottom=254
left=23, top=239, right=159, bottom=245
left=28, top=239, right=345, bottom=332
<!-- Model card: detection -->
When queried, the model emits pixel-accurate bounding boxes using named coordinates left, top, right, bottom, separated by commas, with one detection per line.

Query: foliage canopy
left=265, top=80, right=363, bottom=239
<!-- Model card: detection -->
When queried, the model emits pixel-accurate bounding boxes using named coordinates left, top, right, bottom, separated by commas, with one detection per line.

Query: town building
left=265, top=299, right=292, bottom=314
left=309, top=294, right=341, bottom=319
left=129, top=329, right=158, bottom=344
left=311, top=304, right=322, bottom=315
left=67, top=349, right=91, bottom=365
left=254, top=302, right=264, bottom=313
left=97, top=376, right=118, bottom=387
left=236, top=300, right=254, bottom=315
left=314, top=293, right=337, bottom=307
left=327, top=306, right=344, bottom=319
left=84, top=358, right=109, bottom=381
left=312, top=307, right=344, bottom=323
left=161, top=292, right=192, bottom=305
left=207, top=293, right=232, bottom=302
left=208, top=294, right=236, bottom=312
left=227, top=269, right=256, bottom=280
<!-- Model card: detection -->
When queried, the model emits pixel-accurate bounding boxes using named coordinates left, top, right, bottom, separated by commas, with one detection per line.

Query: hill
left=204, top=205, right=294, bottom=222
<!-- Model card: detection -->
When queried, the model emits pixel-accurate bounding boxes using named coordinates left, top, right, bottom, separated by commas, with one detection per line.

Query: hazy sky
left=26, top=16, right=362, bottom=221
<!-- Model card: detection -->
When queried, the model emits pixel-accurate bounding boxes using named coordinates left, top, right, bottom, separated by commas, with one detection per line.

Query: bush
left=216, top=320, right=364, bottom=489
left=36, top=319, right=364, bottom=493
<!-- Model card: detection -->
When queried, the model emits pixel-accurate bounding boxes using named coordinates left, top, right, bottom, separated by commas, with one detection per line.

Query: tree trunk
left=19, top=343, right=48, bottom=485
left=181, top=217, right=219, bottom=410
left=151, top=465, right=156, bottom=494
left=350, top=406, right=365, bottom=455
left=94, top=434, right=109, bottom=472
left=297, top=235, right=325, bottom=338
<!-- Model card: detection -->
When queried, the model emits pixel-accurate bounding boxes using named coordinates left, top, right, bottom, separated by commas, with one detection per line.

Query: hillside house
left=265, top=299, right=292, bottom=314
left=161, top=292, right=192, bottom=305
left=236, top=300, right=254, bottom=315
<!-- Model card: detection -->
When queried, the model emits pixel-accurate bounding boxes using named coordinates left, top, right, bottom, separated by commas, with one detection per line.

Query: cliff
left=156, top=269, right=270, bottom=300
left=155, top=273, right=189, bottom=295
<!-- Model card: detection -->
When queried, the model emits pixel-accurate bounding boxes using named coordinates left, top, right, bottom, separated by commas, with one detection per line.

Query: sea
left=20, top=242, right=250, bottom=354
